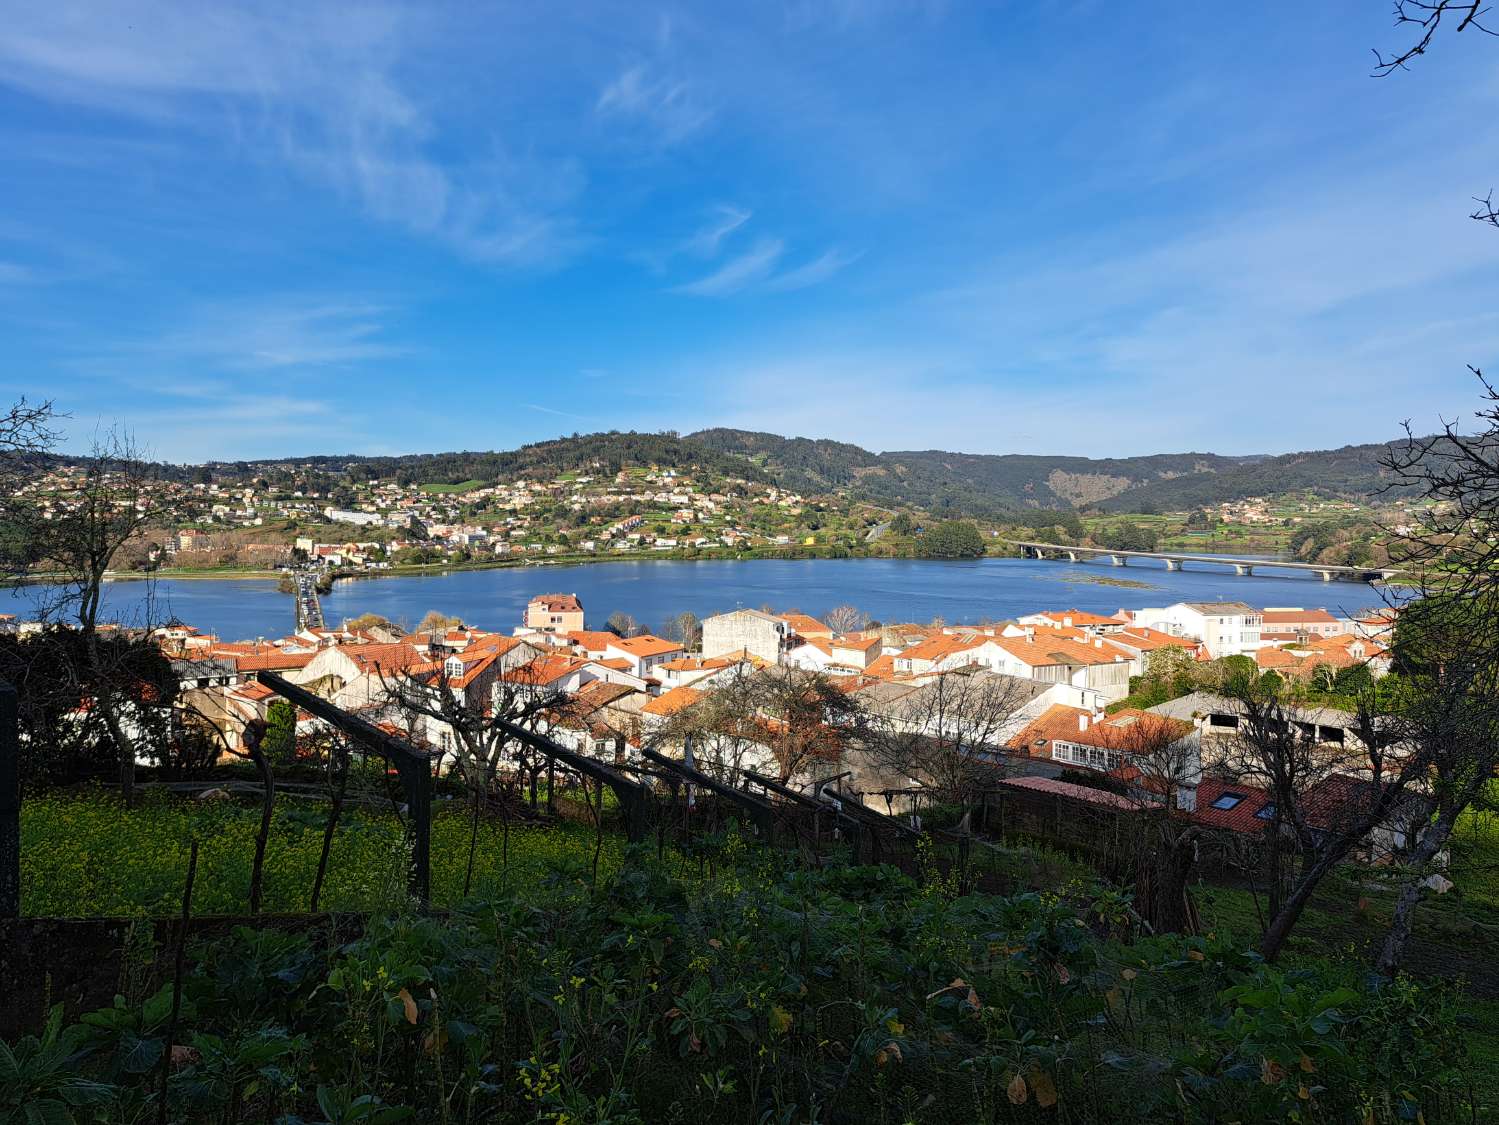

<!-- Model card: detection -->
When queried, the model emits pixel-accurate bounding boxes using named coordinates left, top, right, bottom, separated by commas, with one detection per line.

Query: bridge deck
left=1007, top=541, right=1396, bottom=579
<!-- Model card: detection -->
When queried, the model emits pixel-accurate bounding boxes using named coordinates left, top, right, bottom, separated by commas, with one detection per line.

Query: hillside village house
left=1259, top=607, right=1350, bottom=642
left=525, top=593, right=585, bottom=634
left=1129, top=602, right=1262, bottom=657
left=1026, top=707, right=1202, bottom=809
left=702, top=609, right=792, bottom=664
left=889, top=629, right=1133, bottom=704
left=1145, top=691, right=1368, bottom=766
left=784, top=631, right=883, bottom=674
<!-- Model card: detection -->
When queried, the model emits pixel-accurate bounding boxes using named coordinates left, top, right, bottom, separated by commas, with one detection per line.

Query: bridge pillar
left=1110, top=555, right=1126, bottom=567
left=1165, top=559, right=1182, bottom=572
left=1234, top=563, right=1253, bottom=577
left=1319, top=570, right=1333, bottom=582
left=1066, top=550, right=1079, bottom=562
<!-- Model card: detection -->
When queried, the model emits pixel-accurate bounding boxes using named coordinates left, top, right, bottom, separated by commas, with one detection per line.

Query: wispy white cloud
left=595, top=62, right=713, bottom=146
left=763, top=248, right=862, bottom=291
left=0, top=1, right=583, bottom=267
left=673, top=239, right=860, bottom=296
left=527, top=403, right=592, bottom=421
left=686, top=206, right=753, bottom=257
left=140, top=298, right=410, bottom=371
left=673, top=239, right=785, bottom=296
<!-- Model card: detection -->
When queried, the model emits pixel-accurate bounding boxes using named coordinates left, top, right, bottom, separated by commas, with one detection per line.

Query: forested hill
left=200, top=432, right=777, bottom=489
left=1090, top=440, right=1415, bottom=511
left=688, top=428, right=1268, bottom=515
left=96, top=428, right=1424, bottom=516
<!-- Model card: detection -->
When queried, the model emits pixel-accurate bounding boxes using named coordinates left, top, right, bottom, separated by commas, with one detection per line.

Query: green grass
left=418, top=479, right=488, bottom=494
left=20, top=789, right=631, bottom=917
left=1451, top=781, right=1499, bottom=912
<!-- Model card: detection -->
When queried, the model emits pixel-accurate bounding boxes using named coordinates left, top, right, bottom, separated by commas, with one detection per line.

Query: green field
left=418, top=479, right=489, bottom=494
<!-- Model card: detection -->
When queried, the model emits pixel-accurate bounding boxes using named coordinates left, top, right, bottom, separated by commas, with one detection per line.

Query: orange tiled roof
left=609, top=634, right=684, bottom=657
left=642, top=685, right=705, bottom=717
left=779, top=612, right=830, bottom=636
left=1064, top=708, right=1193, bottom=751
left=1008, top=704, right=1092, bottom=756
left=1034, top=608, right=1120, bottom=628
left=991, top=634, right=1125, bottom=668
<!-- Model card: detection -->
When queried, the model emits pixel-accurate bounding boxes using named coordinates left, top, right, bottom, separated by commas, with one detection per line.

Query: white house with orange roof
left=1099, top=627, right=1201, bottom=676
left=1017, top=609, right=1126, bottom=635
left=1130, top=602, right=1263, bottom=658
left=600, top=634, right=684, bottom=678
left=1259, top=607, right=1350, bottom=642
left=525, top=593, right=585, bottom=634
left=784, top=632, right=883, bottom=675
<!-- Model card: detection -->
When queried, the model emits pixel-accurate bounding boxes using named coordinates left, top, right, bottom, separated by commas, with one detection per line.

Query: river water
left=7, top=557, right=1393, bottom=642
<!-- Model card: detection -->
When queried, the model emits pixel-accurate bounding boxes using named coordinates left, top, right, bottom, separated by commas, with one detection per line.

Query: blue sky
left=1, top=1, right=1497, bottom=463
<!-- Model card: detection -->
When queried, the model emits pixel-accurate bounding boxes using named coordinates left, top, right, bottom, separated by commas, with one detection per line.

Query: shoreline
left=87, top=545, right=950, bottom=585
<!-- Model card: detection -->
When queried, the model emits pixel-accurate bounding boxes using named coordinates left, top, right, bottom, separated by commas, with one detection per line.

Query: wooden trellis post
left=0, top=682, right=17, bottom=918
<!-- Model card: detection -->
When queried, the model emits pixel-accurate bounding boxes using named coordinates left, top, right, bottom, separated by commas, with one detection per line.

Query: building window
left=1255, top=802, right=1277, bottom=820
left=1211, top=792, right=1244, bottom=810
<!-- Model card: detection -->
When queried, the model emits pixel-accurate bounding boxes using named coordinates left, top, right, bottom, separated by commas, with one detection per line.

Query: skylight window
left=1210, top=792, right=1244, bottom=810
left=1255, top=803, right=1277, bottom=820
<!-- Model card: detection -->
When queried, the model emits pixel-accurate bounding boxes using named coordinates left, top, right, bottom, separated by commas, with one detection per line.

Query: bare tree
left=34, top=429, right=171, bottom=802
left=412, top=610, right=462, bottom=635
left=379, top=655, right=563, bottom=796
left=1361, top=395, right=1499, bottom=972
left=859, top=669, right=1035, bottom=819
left=660, top=610, right=702, bottom=650
left=1222, top=679, right=1431, bottom=962
left=652, top=664, right=864, bottom=785
left=0, top=398, right=61, bottom=573
left=823, top=605, right=870, bottom=635
left=1089, top=710, right=1212, bottom=935
left=1372, top=0, right=1496, bottom=76
left=606, top=611, right=642, bottom=638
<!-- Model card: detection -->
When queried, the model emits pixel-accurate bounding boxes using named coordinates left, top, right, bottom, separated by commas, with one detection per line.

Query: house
left=295, top=642, right=431, bottom=711
left=546, top=681, right=645, bottom=763
left=525, top=593, right=585, bottom=634
left=702, top=609, right=791, bottom=664
left=655, top=652, right=760, bottom=690
left=1043, top=708, right=1201, bottom=808
left=501, top=652, right=596, bottom=695
left=984, top=632, right=1133, bottom=703
left=1101, top=628, right=1201, bottom=676
left=1255, top=634, right=1390, bottom=681
left=889, top=633, right=992, bottom=677
left=1192, top=776, right=1424, bottom=864
left=601, top=634, right=684, bottom=678
left=1147, top=691, right=1366, bottom=760
left=1259, top=607, right=1348, bottom=643
left=1130, top=602, right=1263, bottom=657
left=784, top=631, right=883, bottom=675
left=778, top=612, right=832, bottom=638
left=1017, top=609, right=1125, bottom=635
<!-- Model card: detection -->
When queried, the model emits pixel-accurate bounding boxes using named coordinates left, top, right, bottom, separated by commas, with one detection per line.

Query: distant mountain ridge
left=71, top=428, right=1417, bottom=517
left=685, top=428, right=1410, bottom=515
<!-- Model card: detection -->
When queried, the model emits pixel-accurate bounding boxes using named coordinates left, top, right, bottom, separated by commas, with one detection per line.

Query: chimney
left=1093, top=637, right=1103, bottom=648
left=1078, top=713, right=1089, bottom=732
left=1024, top=627, right=1035, bottom=641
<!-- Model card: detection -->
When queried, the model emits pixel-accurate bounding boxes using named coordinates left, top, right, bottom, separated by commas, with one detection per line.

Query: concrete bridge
left=1006, top=541, right=1398, bottom=584
left=293, top=569, right=325, bottom=630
